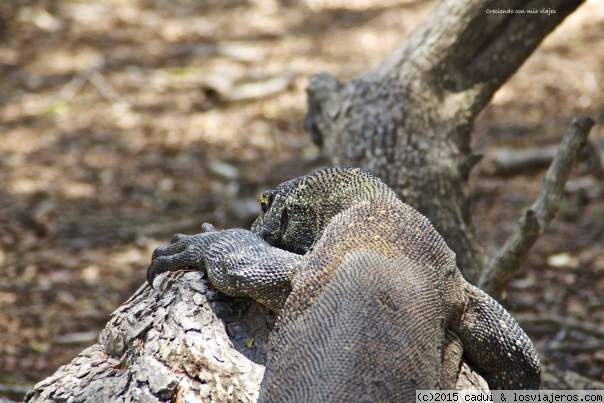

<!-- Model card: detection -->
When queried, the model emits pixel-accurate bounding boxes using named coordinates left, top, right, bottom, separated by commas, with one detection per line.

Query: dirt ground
left=1, top=0, right=603, bottom=399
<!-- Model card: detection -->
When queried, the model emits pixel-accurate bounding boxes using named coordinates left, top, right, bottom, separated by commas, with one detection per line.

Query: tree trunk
left=27, top=0, right=592, bottom=400
left=305, top=0, right=584, bottom=282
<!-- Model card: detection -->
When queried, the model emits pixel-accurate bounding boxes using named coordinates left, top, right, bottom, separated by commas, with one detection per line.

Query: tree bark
left=27, top=0, right=594, bottom=400
left=305, top=0, right=584, bottom=282
left=26, top=272, right=268, bottom=402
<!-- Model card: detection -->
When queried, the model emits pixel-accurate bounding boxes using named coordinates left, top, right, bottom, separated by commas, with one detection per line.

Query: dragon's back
left=259, top=195, right=462, bottom=402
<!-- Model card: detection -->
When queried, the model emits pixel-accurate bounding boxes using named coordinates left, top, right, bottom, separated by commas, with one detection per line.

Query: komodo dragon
left=147, top=167, right=541, bottom=401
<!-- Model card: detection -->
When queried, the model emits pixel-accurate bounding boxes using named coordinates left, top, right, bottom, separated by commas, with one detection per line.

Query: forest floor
left=1, top=0, right=603, bottom=399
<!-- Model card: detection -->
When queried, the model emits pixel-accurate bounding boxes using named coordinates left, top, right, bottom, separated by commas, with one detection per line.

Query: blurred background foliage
left=0, top=0, right=603, bottom=399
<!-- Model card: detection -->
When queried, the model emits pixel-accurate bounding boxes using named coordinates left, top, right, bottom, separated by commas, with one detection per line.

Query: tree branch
left=479, top=116, right=595, bottom=297
left=379, top=0, right=584, bottom=122
left=480, top=140, right=603, bottom=177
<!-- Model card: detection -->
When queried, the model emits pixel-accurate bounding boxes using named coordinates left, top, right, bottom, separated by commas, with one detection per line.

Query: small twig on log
left=479, top=116, right=596, bottom=297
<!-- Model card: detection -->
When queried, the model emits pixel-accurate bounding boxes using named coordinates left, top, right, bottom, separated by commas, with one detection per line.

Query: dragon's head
left=251, top=167, right=388, bottom=254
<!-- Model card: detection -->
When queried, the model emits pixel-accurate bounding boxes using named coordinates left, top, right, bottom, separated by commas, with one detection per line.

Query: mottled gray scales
left=262, top=253, right=443, bottom=402
left=149, top=228, right=302, bottom=312
left=147, top=166, right=541, bottom=399
left=456, top=284, right=541, bottom=389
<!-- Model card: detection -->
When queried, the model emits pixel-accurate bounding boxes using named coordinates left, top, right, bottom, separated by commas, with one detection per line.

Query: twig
left=58, top=67, right=122, bottom=104
left=59, top=74, right=87, bottom=100
left=54, top=331, right=99, bottom=346
left=482, top=145, right=558, bottom=176
left=88, top=70, right=121, bottom=103
left=222, top=73, right=295, bottom=102
left=479, top=116, right=596, bottom=297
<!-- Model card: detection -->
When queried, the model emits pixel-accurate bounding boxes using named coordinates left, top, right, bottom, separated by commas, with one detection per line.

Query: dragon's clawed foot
left=146, top=222, right=218, bottom=287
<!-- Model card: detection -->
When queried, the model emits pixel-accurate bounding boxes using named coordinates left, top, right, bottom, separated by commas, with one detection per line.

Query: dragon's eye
left=260, top=192, right=273, bottom=213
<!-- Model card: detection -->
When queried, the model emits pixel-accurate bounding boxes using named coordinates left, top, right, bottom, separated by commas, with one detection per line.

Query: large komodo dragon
left=147, top=167, right=541, bottom=401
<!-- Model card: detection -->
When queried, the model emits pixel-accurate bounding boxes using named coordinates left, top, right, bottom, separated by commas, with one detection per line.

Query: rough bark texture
left=27, top=0, right=595, bottom=400
left=26, top=272, right=268, bottom=402
left=305, top=0, right=584, bottom=282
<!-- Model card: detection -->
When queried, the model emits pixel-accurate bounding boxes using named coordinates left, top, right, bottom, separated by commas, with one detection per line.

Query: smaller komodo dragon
left=147, top=167, right=541, bottom=401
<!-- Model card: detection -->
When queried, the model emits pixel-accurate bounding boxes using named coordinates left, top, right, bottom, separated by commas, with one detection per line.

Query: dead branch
left=203, top=72, right=295, bottom=103
left=480, top=140, right=603, bottom=177
left=481, top=145, right=559, bottom=176
left=479, top=116, right=596, bottom=297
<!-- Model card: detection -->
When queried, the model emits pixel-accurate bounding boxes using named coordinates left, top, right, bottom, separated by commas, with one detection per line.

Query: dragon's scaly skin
left=148, top=167, right=540, bottom=401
